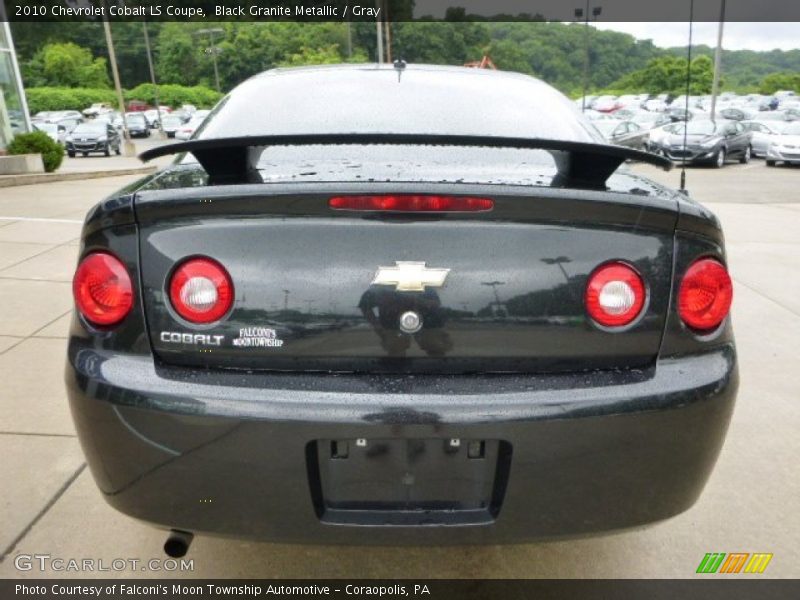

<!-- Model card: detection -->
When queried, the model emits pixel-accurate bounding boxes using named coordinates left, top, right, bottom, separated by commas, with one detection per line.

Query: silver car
left=742, top=121, right=786, bottom=157
left=766, top=121, right=800, bottom=166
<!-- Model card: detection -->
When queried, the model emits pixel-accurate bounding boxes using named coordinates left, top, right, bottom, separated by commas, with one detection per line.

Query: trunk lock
left=399, top=310, right=423, bottom=334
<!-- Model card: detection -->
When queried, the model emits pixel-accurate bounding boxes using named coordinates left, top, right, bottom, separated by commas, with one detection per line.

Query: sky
left=412, top=1, right=799, bottom=51
left=592, top=22, right=800, bottom=52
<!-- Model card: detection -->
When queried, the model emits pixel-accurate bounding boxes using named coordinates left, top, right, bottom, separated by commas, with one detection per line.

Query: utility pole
left=102, top=14, right=135, bottom=156
left=710, top=0, right=726, bottom=121
left=142, top=21, right=164, bottom=138
left=376, top=5, right=384, bottom=64
left=196, top=28, right=223, bottom=93
left=579, top=1, right=589, bottom=112
left=383, top=1, right=392, bottom=63
left=575, top=3, right=601, bottom=112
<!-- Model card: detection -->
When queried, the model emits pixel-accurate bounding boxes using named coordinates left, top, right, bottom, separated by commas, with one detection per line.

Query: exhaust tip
left=163, top=530, right=194, bottom=558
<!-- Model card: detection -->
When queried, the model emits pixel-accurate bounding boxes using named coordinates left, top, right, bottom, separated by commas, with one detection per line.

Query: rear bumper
left=66, top=342, right=737, bottom=544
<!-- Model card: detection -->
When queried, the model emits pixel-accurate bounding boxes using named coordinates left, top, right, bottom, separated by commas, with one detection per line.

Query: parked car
left=144, top=108, right=170, bottom=128
left=67, top=65, right=737, bottom=553
left=33, top=122, right=67, bottom=146
left=95, top=112, right=123, bottom=132
left=742, top=120, right=786, bottom=157
left=667, top=106, right=710, bottom=122
left=630, top=111, right=672, bottom=130
left=718, top=107, right=756, bottom=122
left=160, top=115, right=184, bottom=138
left=662, top=119, right=752, bottom=167
left=593, top=119, right=650, bottom=150
left=127, top=100, right=151, bottom=112
left=64, top=121, right=121, bottom=157
left=124, top=112, right=151, bottom=138
left=175, top=115, right=206, bottom=140
left=766, top=121, right=800, bottom=166
left=82, top=103, right=113, bottom=117
left=55, top=117, right=82, bottom=134
left=32, top=110, right=83, bottom=123
left=643, top=98, right=667, bottom=112
left=592, top=95, right=621, bottom=113
left=584, top=109, right=617, bottom=121
left=647, top=121, right=681, bottom=153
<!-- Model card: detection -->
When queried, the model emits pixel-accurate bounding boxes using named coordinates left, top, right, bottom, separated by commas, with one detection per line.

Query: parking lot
left=0, top=153, right=798, bottom=578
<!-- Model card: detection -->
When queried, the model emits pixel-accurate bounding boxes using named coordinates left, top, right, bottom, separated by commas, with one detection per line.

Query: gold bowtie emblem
left=371, top=262, right=450, bottom=292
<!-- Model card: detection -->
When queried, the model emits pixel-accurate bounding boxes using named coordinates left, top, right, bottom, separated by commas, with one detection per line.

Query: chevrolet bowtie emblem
left=372, top=262, right=450, bottom=292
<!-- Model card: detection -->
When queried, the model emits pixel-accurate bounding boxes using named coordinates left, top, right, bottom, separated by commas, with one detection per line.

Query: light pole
left=541, top=256, right=572, bottom=283
left=102, top=14, right=135, bottom=157
left=710, top=0, right=727, bottom=121
left=195, top=28, right=224, bottom=92
left=574, top=3, right=602, bottom=112
left=376, top=5, right=384, bottom=63
left=142, top=21, right=164, bottom=138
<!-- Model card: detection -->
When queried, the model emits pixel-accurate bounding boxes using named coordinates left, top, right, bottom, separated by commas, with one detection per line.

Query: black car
left=125, top=113, right=151, bottom=138
left=661, top=119, right=752, bottom=167
left=65, top=121, right=121, bottom=157
left=66, top=65, right=737, bottom=555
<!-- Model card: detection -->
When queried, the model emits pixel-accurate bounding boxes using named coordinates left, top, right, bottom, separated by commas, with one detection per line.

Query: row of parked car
left=578, top=91, right=800, bottom=167
left=30, top=104, right=211, bottom=157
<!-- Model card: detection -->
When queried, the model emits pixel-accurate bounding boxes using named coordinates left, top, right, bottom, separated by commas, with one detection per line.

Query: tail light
left=169, top=257, right=233, bottom=324
left=73, top=252, right=133, bottom=326
left=585, top=262, right=646, bottom=327
left=678, top=258, right=732, bottom=332
left=329, top=195, right=494, bottom=212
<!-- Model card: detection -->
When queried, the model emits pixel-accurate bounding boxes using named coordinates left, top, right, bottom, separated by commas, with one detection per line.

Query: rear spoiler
left=138, top=133, right=672, bottom=189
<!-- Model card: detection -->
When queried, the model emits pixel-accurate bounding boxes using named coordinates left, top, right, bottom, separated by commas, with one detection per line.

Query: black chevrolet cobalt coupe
left=67, top=64, right=737, bottom=555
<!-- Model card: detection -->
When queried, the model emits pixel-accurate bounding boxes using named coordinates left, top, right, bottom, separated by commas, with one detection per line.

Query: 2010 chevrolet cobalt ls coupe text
left=66, top=64, right=737, bottom=556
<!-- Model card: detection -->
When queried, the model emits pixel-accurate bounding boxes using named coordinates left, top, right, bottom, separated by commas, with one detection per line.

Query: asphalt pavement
left=0, top=153, right=798, bottom=578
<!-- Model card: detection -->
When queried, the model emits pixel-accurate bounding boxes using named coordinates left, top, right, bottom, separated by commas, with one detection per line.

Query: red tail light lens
left=678, top=258, right=732, bottom=331
left=585, top=262, right=646, bottom=327
left=329, top=195, right=494, bottom=212
left=73, top=252, right=133, bottom=326
left=169, top=257, right=233, bottom=324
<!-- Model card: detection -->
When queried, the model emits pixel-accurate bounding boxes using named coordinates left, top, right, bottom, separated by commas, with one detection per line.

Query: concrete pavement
left=0, top=160, right=798, bottom=578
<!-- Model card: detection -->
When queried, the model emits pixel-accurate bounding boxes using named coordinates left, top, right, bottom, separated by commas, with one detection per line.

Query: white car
left=766, top=121, right=800, bottom=166
left=647, top=122, right=681, bottom=153
left=643, top=98, right=667, bottom=112
left=33, top=122, right=67, bottom=145
left=82, top=103, right=113, bottom=118
left=742, top=121, right=786, bottom=157
left=175, top=115, right=206, bottom=140
left=160, top=115, right=184, bottom=138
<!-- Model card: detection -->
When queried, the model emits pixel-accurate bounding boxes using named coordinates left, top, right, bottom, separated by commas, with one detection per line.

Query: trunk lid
left=136, top=182, right=677, bottom=374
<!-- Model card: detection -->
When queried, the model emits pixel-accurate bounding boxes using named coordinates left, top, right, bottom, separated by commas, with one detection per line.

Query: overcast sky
left=593, top=22, right=800, bottom=51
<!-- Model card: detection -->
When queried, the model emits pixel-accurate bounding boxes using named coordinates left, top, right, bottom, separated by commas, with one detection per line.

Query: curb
left=0, top=165, right=157, bottom=188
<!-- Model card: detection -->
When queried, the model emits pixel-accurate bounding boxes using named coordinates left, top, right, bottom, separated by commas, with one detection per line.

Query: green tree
left=23, top=43, right=110, bottom=88
left=607, top=54, right=717, bottom=95
left=759, top=72, right=800, bottom=94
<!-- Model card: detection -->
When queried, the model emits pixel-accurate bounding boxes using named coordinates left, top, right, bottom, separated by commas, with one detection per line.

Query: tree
left=278, top=45, right=351, bottom=67
left=759, top=72, right=800, bottom=94
left=23, top=43, right=110, bottom=89
left=606, top=54, right=717, bottom=95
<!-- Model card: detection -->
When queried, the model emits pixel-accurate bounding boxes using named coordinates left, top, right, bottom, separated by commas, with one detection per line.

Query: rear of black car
left=65, top=65, right=737, bottom=546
